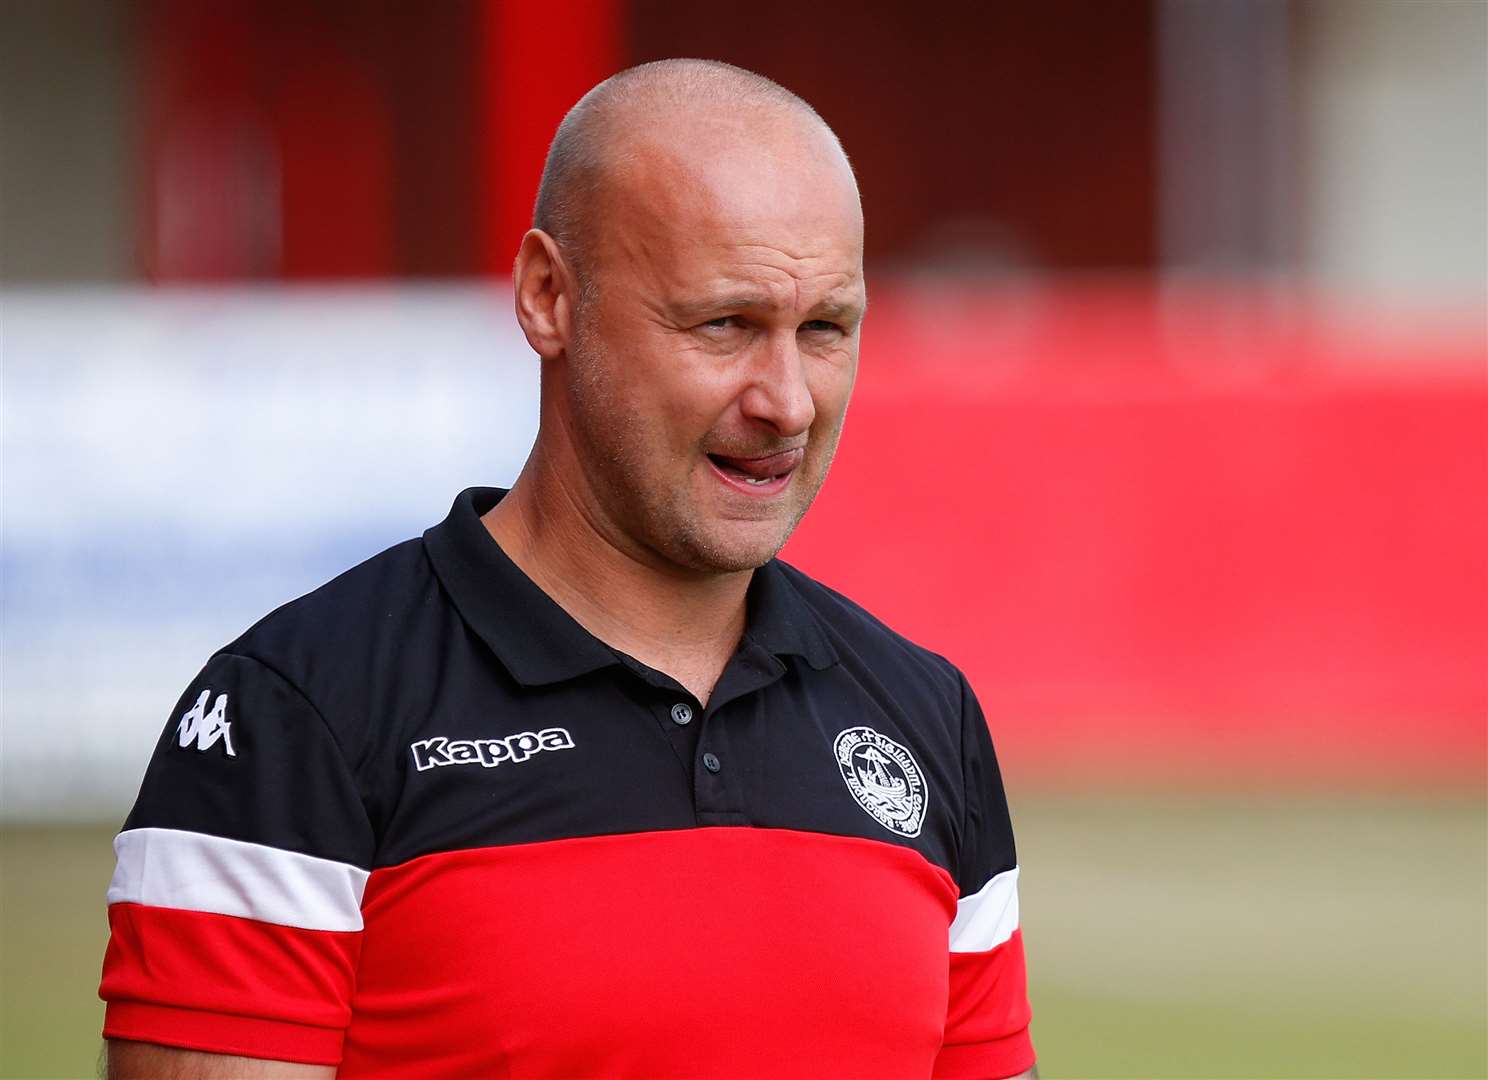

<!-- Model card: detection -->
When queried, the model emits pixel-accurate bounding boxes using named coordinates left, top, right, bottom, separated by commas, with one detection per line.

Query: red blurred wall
left=782, top=285, right=1488, bottom=786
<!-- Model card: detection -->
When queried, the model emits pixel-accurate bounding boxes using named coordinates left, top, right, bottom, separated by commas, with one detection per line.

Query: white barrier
left=2, top=285, right=540, bottom=820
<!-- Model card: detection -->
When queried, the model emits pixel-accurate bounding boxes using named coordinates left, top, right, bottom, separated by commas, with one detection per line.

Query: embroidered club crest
left=833, top=726, right=927, bottom=837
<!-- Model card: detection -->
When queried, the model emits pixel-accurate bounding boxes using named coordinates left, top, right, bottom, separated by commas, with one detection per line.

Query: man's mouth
left=705, top=448, right=804, bottom=491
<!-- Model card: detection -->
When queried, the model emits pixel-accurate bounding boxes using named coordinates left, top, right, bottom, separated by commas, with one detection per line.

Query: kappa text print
left=410, top=728, right=575, bottom=771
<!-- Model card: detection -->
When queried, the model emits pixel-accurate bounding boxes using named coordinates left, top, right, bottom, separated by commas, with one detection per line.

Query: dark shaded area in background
left=630, top=0, right=1157, bottom=269
left=133, top=0, right=1154, bottom=279
left=138, top=0, right=483, bottom=278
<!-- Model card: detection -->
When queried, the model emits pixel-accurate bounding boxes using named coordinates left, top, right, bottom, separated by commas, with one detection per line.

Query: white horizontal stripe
left=949, top=865, right=1020, bottom=953
left=107, top=827, right=368, bottom=932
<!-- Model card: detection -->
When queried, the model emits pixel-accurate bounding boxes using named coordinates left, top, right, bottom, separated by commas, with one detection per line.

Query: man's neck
left=481, top=467, right=750, bottom=705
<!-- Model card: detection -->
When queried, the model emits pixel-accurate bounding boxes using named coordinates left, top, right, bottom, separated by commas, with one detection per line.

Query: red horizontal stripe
left=103, top=1001, right=344, bottom=1066
left=341, top=828, right=960, bottom=1078
left=101, top=903, right=360, bottom=1062
left=935, top=928, right=1035, bottom=1078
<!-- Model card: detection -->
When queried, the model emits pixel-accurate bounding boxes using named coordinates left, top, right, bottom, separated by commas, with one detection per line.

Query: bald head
left=532, top=59, right=855, bottom=281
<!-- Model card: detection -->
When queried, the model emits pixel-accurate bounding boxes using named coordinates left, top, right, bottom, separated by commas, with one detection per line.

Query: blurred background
left=2, top=1, right=1485, bottom=1076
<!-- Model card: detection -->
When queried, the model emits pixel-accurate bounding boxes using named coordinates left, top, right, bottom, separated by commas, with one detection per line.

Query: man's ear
left=513, top=229, right=578, bottom=360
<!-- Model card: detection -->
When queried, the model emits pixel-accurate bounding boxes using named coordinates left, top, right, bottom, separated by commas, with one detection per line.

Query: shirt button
left=670, top=702, right=694, bottom=726
left=702, top=752, right=721, bottom=773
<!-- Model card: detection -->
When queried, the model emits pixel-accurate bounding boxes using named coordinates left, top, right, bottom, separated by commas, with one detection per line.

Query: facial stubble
left=563, top=318, right=841, bottom=575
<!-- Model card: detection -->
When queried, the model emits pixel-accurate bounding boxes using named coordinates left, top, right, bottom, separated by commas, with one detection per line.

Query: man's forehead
left=574, top=97, right=863, bottom=305
left=650, top=218, right=864, bottom=307
left=605, top=154, right=858, bottom=262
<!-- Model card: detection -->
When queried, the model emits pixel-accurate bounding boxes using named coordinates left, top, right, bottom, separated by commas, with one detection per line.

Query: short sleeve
left=932, top=675, right=1035, bottom=1078
left=99, top=652, right=375, bottom=1065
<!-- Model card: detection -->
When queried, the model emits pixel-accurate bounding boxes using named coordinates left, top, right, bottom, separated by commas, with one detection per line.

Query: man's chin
left=672, top=518, right=798, bottom=574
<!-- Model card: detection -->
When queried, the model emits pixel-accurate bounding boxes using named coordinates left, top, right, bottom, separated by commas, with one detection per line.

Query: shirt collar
left=740, top=551, right=839, bottom=673
left=423, top=487, right=838, bottom=688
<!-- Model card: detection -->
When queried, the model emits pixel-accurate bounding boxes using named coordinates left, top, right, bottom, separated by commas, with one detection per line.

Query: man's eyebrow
left=669, top=293, right=866, bottom=323
left=809, top=297, right=866, bottom=322
left=669, top=295, right=773, bottom=321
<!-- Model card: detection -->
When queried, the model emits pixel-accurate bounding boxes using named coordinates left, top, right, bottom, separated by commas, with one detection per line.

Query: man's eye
left=800, top=320, right=841, bottom=334
left=701, top=316, right=741, bottom=331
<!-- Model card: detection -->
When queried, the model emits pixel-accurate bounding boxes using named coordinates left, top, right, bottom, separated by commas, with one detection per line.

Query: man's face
left=557, top=112, right=865, bottom=575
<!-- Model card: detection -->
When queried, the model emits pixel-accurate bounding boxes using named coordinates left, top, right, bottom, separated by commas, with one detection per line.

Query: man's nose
left=739, top=330, right=816, bottom=436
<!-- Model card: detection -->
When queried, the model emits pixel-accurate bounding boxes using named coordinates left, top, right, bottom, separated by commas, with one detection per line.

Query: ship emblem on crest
left=833, top=726, right=927, bottom=838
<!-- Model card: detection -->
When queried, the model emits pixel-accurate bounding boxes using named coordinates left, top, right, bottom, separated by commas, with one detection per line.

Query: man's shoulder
left=217, top=535, right=440, bottom=711
left=235, top=535, right=430, bottom=646
left=770, top=559, right=966, bottom=701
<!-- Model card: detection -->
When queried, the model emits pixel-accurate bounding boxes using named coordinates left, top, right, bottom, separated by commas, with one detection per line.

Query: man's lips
left=706, top=448, right=805, bottom=481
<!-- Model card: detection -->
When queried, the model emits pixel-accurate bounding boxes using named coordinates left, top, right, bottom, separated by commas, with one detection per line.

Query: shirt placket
left=692, top=636, right=787, bottom=827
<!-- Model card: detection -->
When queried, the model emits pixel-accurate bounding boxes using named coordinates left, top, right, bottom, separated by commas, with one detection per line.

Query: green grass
left=1, top=827, right=111, bottom=1080
left=2, top=793, right=1484, bottom=1078
left=1014, top=791, right=1488, bottom=1078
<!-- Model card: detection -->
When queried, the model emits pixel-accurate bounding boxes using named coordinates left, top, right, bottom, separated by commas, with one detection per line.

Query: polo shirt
left=100, top=487, right=1034, bottom=1078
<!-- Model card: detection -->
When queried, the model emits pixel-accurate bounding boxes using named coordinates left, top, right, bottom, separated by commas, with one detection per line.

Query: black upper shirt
left=100, top=487, right=1034, bottom=1078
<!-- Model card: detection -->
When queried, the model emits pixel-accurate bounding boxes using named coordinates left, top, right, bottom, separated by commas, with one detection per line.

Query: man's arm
left=1008, top=1066, right=1039, bottom=1079
left=934, top=672, right=1038, bottom=1079
left=99, top=654, right=372, bottom=1068
left=106, top=1040, right=335, bottom=1079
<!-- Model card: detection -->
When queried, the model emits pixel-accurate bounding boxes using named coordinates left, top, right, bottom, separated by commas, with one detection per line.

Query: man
left=101, top=59, right=1036, bottom=1078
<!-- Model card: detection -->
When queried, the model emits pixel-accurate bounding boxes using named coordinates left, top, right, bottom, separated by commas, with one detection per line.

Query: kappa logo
left=177, top=689, right=236, bottom=757
left=833, top=725, right=927, bottom=838
left=410, top=728, right=575, bottom=772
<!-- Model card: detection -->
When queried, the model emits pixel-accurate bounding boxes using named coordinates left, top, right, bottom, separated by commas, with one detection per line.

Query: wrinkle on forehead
left=703, top=256, right=859, bottom=302
left=621, top=230, right=864, bottom=328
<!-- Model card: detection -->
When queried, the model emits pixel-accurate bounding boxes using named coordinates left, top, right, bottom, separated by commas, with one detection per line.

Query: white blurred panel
left=1158, top=0, right=1296, bottom=274
left=2, top=285, right=539, bottom=820
left=1302, top=0, right=1488, bottom=307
